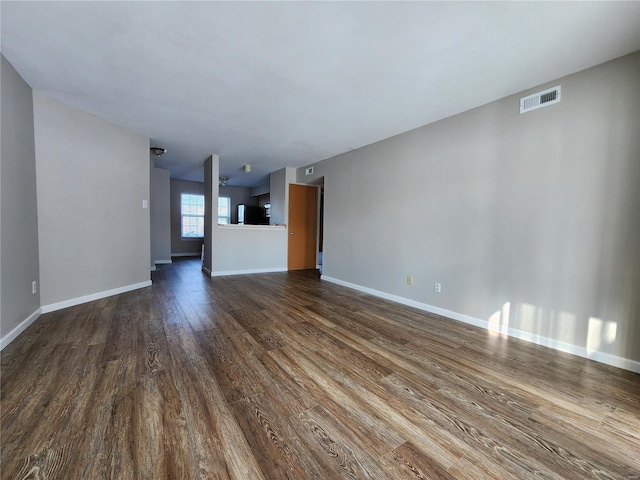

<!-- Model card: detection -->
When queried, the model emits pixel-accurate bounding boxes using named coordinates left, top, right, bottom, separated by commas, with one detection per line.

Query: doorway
left=288, top=184, right=318, bottom=270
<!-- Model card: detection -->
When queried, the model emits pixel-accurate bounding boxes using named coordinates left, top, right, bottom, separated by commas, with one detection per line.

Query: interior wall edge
left=40, top=280, right=152, bottom=314
left=321, top=275, right=640, bottom=374
left=211, top=267, right=288, bottom=277
left=0, top=308, right=42, bottom=351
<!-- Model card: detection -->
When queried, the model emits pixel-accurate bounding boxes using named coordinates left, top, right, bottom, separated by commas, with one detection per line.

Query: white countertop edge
left=217, top=224, right=286, bottom=230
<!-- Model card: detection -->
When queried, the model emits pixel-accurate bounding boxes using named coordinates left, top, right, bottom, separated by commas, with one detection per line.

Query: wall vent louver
left=520, top=85, right=561, bottom=113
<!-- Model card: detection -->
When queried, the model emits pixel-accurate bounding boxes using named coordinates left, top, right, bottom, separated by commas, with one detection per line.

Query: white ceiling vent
left=520, top=85, right=561, bottom=114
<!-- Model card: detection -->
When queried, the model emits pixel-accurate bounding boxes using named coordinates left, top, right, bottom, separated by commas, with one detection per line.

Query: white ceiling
left=2, top=2, right=639, bottom=187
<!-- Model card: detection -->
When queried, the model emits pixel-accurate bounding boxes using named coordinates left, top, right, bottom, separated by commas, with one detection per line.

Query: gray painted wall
left=151, top=166, right=171, bottom=263
left=270, top=167, right=296, bottom=225
left=171, top=178, right=204, bottom=255
left=1, top=55, right=41, bottom=336
left=299, top=53, right=640, bottom=364
left=33, top=92, right=151, bottom=306
left=202, top=155, right=217, bottom=273
left=270, top=168, right=286, bottom=225
left=250, top=182, right=270, bottom=197
left=149, top=159, right=154, bottom=270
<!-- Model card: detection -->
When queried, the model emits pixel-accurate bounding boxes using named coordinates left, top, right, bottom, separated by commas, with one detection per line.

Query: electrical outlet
left=32, top=281, right=37, bottom=294
left=434, top=282, right=441, bottom=293
left=407, top=275, right=413, bottom=286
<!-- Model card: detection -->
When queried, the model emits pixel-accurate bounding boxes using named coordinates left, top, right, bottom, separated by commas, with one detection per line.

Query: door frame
left=287, top=183, right=319, bottom=270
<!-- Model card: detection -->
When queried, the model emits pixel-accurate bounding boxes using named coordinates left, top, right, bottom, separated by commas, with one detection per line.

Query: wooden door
left=288, top=184, right=318, bottom=270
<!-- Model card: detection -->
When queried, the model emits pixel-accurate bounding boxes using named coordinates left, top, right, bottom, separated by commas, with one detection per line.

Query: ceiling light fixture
left=219, top=176, right=229, bottom=186
left=150, top=147, right=167, bottom=156
left=243, top=164, right=252, bottom=173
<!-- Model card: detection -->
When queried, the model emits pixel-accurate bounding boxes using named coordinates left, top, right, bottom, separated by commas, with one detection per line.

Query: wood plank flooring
left=2, top=257, right=639, bottom=479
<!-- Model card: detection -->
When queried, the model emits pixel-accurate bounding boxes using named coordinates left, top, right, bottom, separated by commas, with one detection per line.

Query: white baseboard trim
left=505, top=329, right=640, bottom=374
left=321, top=275, right=487, bottom=328
left=155, top=259, right=172, bottom=265
left=172, top=252, right=201, bottom=257
left=211, top=267, right=287, bottom=277
left=321, top=275, right=640, bottom=374
left=41, top=280, right=153, bottom=314
left=202, top=266, right=213, bottom=276
left=150, top=265, right=157, bottom=272
left=1, top=308, right=42, bottom=351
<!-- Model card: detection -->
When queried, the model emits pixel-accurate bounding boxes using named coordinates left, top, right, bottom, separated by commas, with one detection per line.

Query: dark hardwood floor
left=2, top=258, right=639, bottom=479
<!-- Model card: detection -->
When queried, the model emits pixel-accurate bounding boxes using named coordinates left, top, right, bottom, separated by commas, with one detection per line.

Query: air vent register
left=520, top=85, right=561, bottom=114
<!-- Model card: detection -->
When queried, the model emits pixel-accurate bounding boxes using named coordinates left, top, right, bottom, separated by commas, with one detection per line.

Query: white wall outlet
left=32, top=281, right=37, bottom=294
left=305, top=166, right=314, bottom=176
left=434, top=282, right=442, bottom=293
left=407, top=275, right=413, bottom=286
left=142, top=199, right=148, bottom=208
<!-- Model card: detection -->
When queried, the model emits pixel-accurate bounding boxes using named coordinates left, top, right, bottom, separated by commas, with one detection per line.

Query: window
left=181, top=193, right=205, bottom=238
left=218, top=197, right=231, bottom=224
